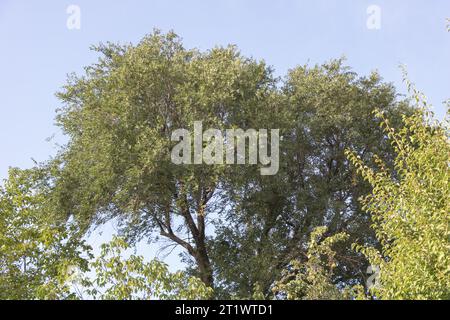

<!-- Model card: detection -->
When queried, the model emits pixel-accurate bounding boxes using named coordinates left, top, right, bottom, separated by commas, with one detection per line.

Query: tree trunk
left=195, top=245, right=214, bottom=288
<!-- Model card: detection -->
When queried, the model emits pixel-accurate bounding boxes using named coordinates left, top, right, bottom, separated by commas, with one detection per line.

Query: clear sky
left=1, top=0, right=449, bottom=267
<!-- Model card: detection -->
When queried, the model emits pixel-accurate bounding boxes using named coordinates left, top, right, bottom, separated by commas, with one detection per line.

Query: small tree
left=0, top=168, right=212, bottom=300
left=77, top=236, right=213, bottom=300
left=346, top=85, right=450, bottom=299
left=0, top=168, right=91, bottom=299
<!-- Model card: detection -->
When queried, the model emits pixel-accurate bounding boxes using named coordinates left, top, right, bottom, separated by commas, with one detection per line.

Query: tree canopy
left=278, top=82, right=449, bottom=300
left=51, top=30, right=414, bottom=296
left=1, top=30, right=448, bottom=300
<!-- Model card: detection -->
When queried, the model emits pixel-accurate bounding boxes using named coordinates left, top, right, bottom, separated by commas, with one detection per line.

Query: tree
left=276, top=82, right=449, bottom=300
left=211, top=60, right=412, bottom=298
left=51, top=30, right=275, bottom=290
left=0, top=167, right=212, bottom=300
left=1, top=27, right=446, bottom=301
left=76, top=236, right=213, bottom=300
left=272, top=227, right=350, bottom=300
left=49, top=30, right=414, bottom=298
left=0, top=168, right=91, bottom=299
left=347, top=84, right=450, bottom=299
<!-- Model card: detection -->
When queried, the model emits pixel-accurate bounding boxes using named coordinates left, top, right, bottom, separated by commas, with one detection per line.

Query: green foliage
left=346, top=83, right=450, bottom=299
left=0, top=168, right=91, bottom=299
left=6, top=30, right=444, bottom=300
left=49, top=31, right=413, bottom=297
left=211, top=58, right=410, bottom=298
left=273, top=80, right=449, bottom=301
left=273, top=227, right=350, bottom=300
left=0, top=169, right=211, bottom=300
left=76, top=236, right=213, bottom=300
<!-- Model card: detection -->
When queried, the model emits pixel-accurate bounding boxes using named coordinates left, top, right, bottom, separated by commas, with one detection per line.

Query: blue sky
left=1, top=0, right=449, bottom=267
